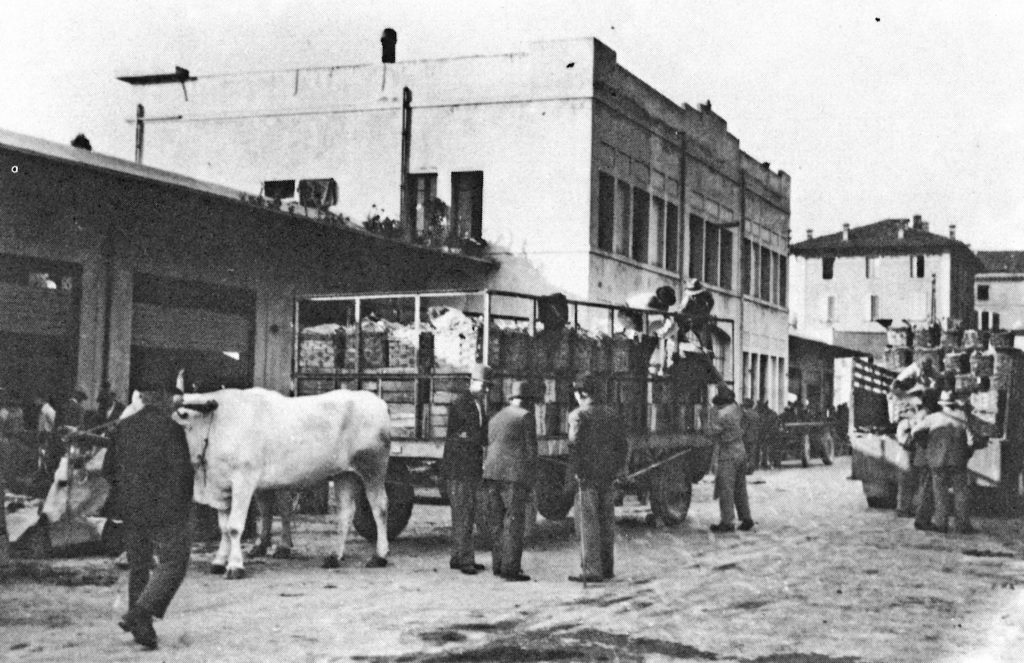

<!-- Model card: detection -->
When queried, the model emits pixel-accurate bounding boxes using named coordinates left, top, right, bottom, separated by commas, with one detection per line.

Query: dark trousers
left=716, top=457, right=752, bottom=526
left=574, top=482, right=616, bottom=579
left=932, top=467, right=972, bottom=532
left=896, top=465, right=923, bottom=516
left=484, top=480, right=528, bottom=577
left=125, top=523, right=191, bottom=621
left=447, top=477, right=480, bottom=568
left=913, top=467, right=934, bottom=528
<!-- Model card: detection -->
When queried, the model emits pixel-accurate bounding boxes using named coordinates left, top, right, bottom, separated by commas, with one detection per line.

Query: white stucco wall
left=976, top=276, right=1024, bottom=330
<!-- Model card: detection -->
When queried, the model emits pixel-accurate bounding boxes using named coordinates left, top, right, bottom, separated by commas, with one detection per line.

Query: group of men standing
left=443, top=365, right=628, bottom=583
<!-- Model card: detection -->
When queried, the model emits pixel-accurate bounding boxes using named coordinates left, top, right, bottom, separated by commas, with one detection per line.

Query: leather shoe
left=710, top=523, right=735, bottom=533
left=502, top=573, right=531, bottom=582
left=913, top=521, right=933, bottom=531
left=460, top=566, right=478, bottom=575
left=568, top=574, right=604, bottom=583
left=738, top=520, right=755, bottom=531
left=120, top=615, right=157, bottom=650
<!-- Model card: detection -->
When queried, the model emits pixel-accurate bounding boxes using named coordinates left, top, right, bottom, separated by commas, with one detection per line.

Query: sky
left=2, top=0, right=1022, bottom=250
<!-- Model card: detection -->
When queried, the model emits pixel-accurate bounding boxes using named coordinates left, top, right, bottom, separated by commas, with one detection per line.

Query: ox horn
left=176, top=369, right=186, bottom=393
left=180, top=400, right=218, bottom=414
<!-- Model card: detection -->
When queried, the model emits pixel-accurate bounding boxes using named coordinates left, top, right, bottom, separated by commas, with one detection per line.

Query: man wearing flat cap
left=567, top=374, right=628, bottom=583
left=482, top=380, right=538, bottom=581
left=102, top=378, right=193, bottom=650
left=444, top=364, right=491, bottom=574
left=706, top=384, right=754, bottom=533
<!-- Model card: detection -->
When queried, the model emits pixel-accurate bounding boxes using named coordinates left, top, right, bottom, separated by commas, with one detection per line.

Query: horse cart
left=292, top=289, right=729, bottom=541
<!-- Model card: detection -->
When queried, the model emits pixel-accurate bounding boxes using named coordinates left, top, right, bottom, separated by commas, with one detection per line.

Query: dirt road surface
left=4, top=456, right=1024, bottom=662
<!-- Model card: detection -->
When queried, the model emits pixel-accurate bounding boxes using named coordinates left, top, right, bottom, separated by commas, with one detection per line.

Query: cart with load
left=292, top=289, right=732, bottom=540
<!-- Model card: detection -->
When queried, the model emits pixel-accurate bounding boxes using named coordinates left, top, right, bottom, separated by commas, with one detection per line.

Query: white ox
left=163, top=387, right=391, bottom=579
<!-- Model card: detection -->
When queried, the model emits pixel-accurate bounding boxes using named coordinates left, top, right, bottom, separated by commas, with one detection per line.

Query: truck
left=848, top=336, right=1024, bottom=514
left=292, top=289, right=730, bottom=540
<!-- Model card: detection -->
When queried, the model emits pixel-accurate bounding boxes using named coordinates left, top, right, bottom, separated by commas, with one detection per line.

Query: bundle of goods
left=493, top=326, right=534, bottom=373
left=912, top=347, right=943, bottom=372
left=611, top=333, right=659, bottom=374
left=912, top=322, right=941, bottom=349
left=883, top=347, right=913, bottom=372
left=940, top=319, right=964, bottom=348
left=961, top=329, right=980, bottom=350
left=428, top=306, right=481, bottom=371
left=299, top=323, right=341, bottom=370
left=887, top=324, right=912, bottom=348
left=386, top=323, right=422, bottom=370
left=969, top=349, right=995, bottom=378
left=990, top=331, right=1015, bottom=350
left=340, top=319, right=389, bottom=369
left=968, top=388, right=1005, bottom=437
left=535, top=328, right=574, bottom=374
left=944, top=351, right=970, bottom=375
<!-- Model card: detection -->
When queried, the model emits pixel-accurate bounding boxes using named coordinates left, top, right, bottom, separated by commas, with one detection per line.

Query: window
left=824, top=296, right=836, bottom=323
left=978, top=284, right=990, bottom=301
left=822, top=256, right=834, bottom=280
left=597, top=172, right=615, bottom=252
left=993, top=313, right=1001, bottom=330
left=651, top=196, right=666, bottom=268
left=865, top=256, right=880, bottom=278
left=614, top=180, right=631, bottom=256
left=451, top=171, right=484, bottom=239
left=666, top=203, right=679, bottom=273
left=760, top=246, right=772, bottom=301
left=779, top=256, right=788, bottom=307
left=980, top=311, right=990, bottom=331
left=631, top=188, right=650, bottom=263
left=297, top=178, right=338, bottom=209
left=704, top=223, right=720, bottom=286
left=720, top=229, right=733, bottom=291
left=408, top=173, right=437, bottom=236
left=741, top=239, right=752, bottom=295
left=911, top=255, right=925, bottom=278
left=689, top=215, right=704, bottom=280
left=751, top=243, right=761, bottom=298
left=868, top=294, right=880, bottom=321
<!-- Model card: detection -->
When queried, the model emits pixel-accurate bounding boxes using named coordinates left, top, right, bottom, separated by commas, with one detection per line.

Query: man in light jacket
left=911, top=390, right=975, bottom=534
left=482, top=380, right=537, bottom=582
left=707, top=385, right=754, bottom=533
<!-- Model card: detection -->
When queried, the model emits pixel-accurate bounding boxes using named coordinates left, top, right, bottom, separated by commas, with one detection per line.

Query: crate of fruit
left=298, top=323, right=341, bottom=370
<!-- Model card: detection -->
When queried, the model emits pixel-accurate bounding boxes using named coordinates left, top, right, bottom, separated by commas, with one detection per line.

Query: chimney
left=949, top=224, right=956, bottom=240
left=842, top=223, right=850, bottom=241
left=912, top=214, right=922, bottom=230
left=381, top=28, right=397, bottom=64
left=806, top=229, right=813, bottom=240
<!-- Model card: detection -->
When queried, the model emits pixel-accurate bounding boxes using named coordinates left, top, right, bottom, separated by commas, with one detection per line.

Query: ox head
left=172, top=396, right=220, bottom=468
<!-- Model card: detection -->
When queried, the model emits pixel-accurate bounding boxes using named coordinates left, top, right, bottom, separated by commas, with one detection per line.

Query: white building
left=120, top=36, right=791, bottom=406
left=975, top=252, right=1024, bottom=332
left=789, top=216, right=980, bottom=360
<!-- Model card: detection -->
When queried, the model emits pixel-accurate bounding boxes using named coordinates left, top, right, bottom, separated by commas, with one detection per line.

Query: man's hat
left=509, top=380, right=533, bottom=401
left=938, top=390, right=960, bottom=407
left=572, top=373, right=598, bottom=395
left=712, top=385, right=735, bottom=405
left=470, top=364, right=491, bottom=383
left=685, top=278, right=705, bottom=292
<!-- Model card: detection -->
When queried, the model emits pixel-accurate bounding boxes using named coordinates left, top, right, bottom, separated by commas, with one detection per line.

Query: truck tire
left=354, top=461, right=415, bottom=542
left=863, top=480, right=898, bottom=509
left=535, top=462, right=573, bottom=520
left=648, top=465, right=693, bottom=525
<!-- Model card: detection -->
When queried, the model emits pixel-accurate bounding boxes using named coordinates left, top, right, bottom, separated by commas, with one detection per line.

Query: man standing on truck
left=910, top=390, right=975, bottom=534
left=567, top=374, right=628, bottom=583
left=707, top=385, right=754, bottom=533
left=482, top=380, right=538, bottom=582
left=444, top=364, right=490, bottom=575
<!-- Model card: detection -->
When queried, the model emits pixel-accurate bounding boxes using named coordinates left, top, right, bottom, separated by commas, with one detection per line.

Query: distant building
left=789, top=215, right=981, bottom=361
left=119, top=36, right=792, bottom=407
left=974, top=252, right=1024, bottom=332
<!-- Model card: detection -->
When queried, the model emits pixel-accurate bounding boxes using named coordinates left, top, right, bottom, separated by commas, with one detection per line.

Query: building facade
left=0, top=128, right=488, bottom=409
left=121, top=36, right=791, bottom=407
left=789, top=216, right=981, bottom=360
left=975, top=251, right=1024, bottom=332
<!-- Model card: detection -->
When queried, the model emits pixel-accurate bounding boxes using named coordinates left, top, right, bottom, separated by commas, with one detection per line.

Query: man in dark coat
left=482, top=380, right=538, bottom=582
left=707, top=385, right=754, bottom=532
left=911, top=390, right=975, bottom=534
left=103, top=382, right=194, bottom=650
left=443, top=364, right=490, bottom=574
left=741, top=399, right=764, bottom=475
left=755, top=400, right=781, bottom=469
left=567, top=374, right=628, bottom=583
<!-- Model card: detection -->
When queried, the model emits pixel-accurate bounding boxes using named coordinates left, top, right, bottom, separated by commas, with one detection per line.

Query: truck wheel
left=649, top=466, right=692, bottom=525
left=354, top=461, right=415, bottom=542
left=536, top=462, right=573, bottom=520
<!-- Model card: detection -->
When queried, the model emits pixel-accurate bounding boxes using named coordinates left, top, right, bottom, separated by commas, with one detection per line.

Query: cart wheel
left=536, top=462, right=573, bottom=520
left=354, top=461, right=415, bottom=542
left=649, top=466, right=693, bottom=525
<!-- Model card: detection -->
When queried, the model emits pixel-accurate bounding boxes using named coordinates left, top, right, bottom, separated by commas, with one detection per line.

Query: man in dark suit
left=567, top=374, right=628, bottom=583
left=103, top=381, right=194, bottom=650
left=911, top=390, right=975, bottom=534
left=444, top=364, right=490, bottom=574
left=482, top=380, right=537, bottom=582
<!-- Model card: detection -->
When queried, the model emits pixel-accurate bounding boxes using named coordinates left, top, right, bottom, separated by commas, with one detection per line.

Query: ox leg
left=274, top=491, right=294, bottom=559
left=224, top=482, right=257, bottom=579
left=210, top=509, right=231, bottom=575
left=323, top=475, right=358, bottom=569
left=364, top=477, right=389, bottom=566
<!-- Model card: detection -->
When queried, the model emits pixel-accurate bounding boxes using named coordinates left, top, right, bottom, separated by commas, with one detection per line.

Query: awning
left=789, top=332, right=867, bottom=359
